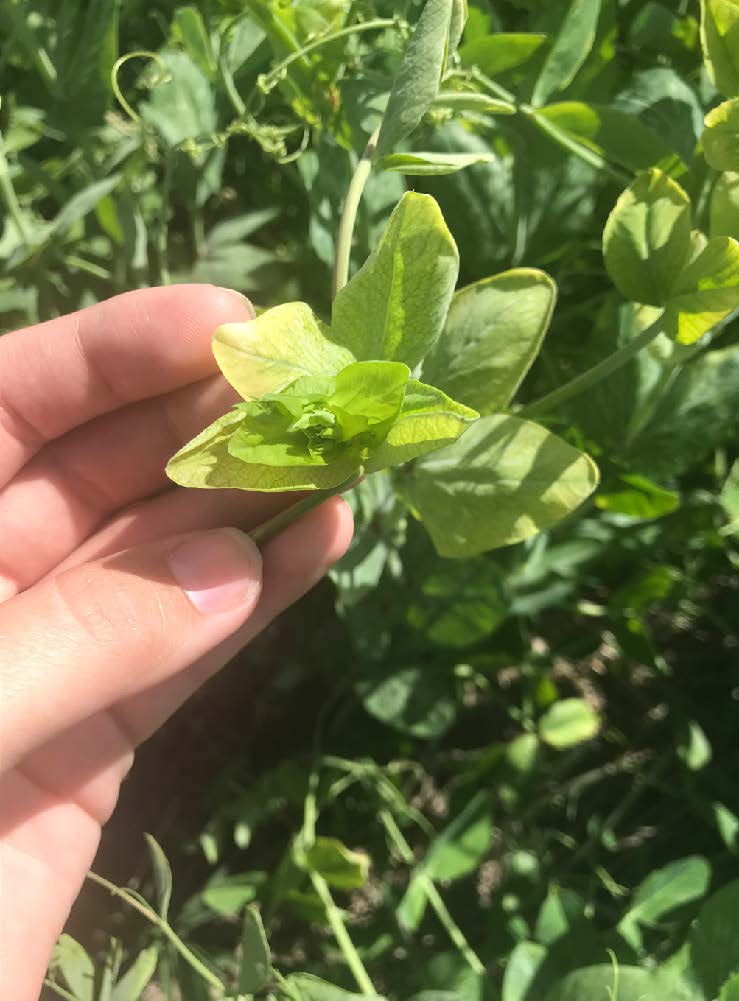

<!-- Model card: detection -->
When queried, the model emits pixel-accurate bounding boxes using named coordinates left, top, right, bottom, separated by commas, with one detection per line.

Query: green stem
left=0, top=133, right=31, bottom=246
left=43, top=979, right=79, bottom=1001
left=519, top=317, right=664, bottom=421
left=332, top=128, right=380, bottom=299
left=379, top=810, right=486, bottom=976
left=259, top=19, right=399, bottom=96
left=250, top=475, right=357, bottom=546
left=519, top=104, right=631, bottom=185
left=85, top=871, right=226, bottom=994
left=309, top=872, right=376, bottom=994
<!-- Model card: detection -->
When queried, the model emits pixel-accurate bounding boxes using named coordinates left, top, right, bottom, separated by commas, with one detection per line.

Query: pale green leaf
left=111, top=947, right=158, bottom=1001
left=332, top=192, right=459, bottom=369
left=397, top=873, right=429, bottom=931
left=719, top=974, right=739, bottom=1001
left=539, top=698, right=600, bottom=748
left=664, top=235, right=739, bottom=343
left=603, top=169, right=693, bottom=306
left=359, top=665, right=459, bottom=738
left=144, top=834, right=173, bottom=920
left=595, top=472, right=680, bottom=519
left=365, top=380, right=478, bottom=472
left=701, top=0, right=739, bottom=97
left=239, top=906, right=271, bottom=994
left=422, top=792, right=493, bottom=881
left=502, top=941, right=547, bottom=1001
left=407, top=415, right=599, bottom=558
left=374, top=0, right=454, bottom=159
left=48, top=175, right=121, bottom=237
left=532, top=0, right=602, bottom=107
left=432, top=91, right=517, bottom=114
left=459, top=32, right=547, bottom=76
left=140, top=51, right=217, bottom=146
left=302, top=837, right=370, bottom=889
left=720, top=457, right=739, bottom=534
left=171, top=6, right=215, bottom=77
left=202, top=872, right=264, bottom=915
left=285, top=973, right=386, bottom=1001
left=421, top=269, right=556, bottom=413
left=621, top=857, right=711, bottom=930
left=544, top=964, right=696, bottom=1001
left=212, top=302, right=355, bottom=400
left=52, top=935, right=95, bottom=1001
left=539, top=102, right=681, bottom=172
left=678, top=720, right=713, bottom=770
left=710, top=170, right=739, bottom=238
left=378, top=150, right=496, bottom=175
left=166, top=408, right=360, bottom=491
left=703, top=97, right=739, bottom=169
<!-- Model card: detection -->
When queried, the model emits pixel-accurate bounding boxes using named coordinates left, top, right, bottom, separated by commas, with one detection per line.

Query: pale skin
left=0, top=285, right=355, bottom=1000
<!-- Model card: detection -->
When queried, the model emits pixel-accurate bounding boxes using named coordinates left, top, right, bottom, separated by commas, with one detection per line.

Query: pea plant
left=166, top=0, right=738, bottom=563
left=26, top=0, right=739, bottom=999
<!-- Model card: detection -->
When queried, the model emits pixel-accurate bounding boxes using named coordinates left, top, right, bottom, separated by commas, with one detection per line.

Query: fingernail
left=167, top=529, right=262, bottom=615
left=216, top=287, right=255, bottom=318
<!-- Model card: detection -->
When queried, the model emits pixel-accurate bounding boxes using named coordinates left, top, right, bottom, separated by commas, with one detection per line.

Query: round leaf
left=539, top=698, right=600, bottom=749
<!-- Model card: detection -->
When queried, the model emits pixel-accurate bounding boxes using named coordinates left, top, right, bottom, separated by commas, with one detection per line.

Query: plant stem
left=43, top=979, right=79, bottom=1001
left=85, top=871, right=226, bottom=994
left=250, top=475, right=357, bottom=546
left=332, top=128, right=380, bottom=299
left=519, top=317, right=664, bottom=421
left=379, top=810, right=486, bottom=976
left=309, top=871, right=376, bottom=994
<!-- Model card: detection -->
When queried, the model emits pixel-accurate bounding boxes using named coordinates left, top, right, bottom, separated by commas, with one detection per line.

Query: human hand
left=0, top=285, right=354, bottom=1000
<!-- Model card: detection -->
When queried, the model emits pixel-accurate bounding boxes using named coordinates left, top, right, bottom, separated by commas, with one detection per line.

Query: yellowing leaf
left=603, top=169, right=692, bottom=306
left=701, top=0, right=739, bottom=97
left=406, top=415, right=599, bottom=557
left=664, top=235, right=739, bottom=343
left=710, top=170, right=739, bottom=237
left=331, top=192, right=459, bottom=369
left=212, top=302, right=355, bottom=400
left=422, top=269, right=556, bottom=413
left=703, top=97, right=739, bottom=170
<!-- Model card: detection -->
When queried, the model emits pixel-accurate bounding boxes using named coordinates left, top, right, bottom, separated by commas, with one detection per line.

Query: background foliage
left=1, top=0, right=738, bottom=999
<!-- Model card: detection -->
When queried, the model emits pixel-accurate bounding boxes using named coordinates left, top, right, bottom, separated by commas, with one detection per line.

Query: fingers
left=0, top=374, right=240, bottom=596
left=0, top=284, right=253, bottom=487
left=0, top=528, right=263, bottom=772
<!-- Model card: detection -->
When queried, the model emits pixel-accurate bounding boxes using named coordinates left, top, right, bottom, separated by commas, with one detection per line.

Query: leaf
left=406, top=415, right=599, bottom=558
left=701, top=0, right=739, bottom=97
left=378, top=151, right=496, bottom=175
left=52, top=935, right=95, bottom=1001
left=144, top=833, right=173, bottom=920
left=595, top=473, right=680, bottom=519
left=459, top=33, right=547, bottom=76
left=374, top=0, right=455, bottom=159
left=710, top=170, right=739, bottom=238
left=111, top=947, right=158, bottom=1001
left=48, top=175, right=121, bottom=237
left=171, top=6, right=215, bottom=77
left=502, top=941, right=547, bottom=1001
left=603, top=169, right=692, bottom=306
left=678, top=720, right=713, bottom=771
left=332, top=192, right=459, bottom=369
left=397, top=873, right=429, bottom=931
left=720, top=974, right=739, bottom=1001
left=663, top=235, right=739, bottom=343
left=140, top=51, right=217, bottom=146
left=359, top=665, right=460, bottom=739
left=421, top=269, right=556, bottom=413
left=302, top=836, right=370, bottom=890
left=713, top=802, right=739, bottom=850
left=422, top=791, right=493, bottom=881
left=532, top=0, right=602, bottom=107
left=285, top=973, right=386, bottom=1001
left=703, top=97, right=739, bottom=169
left=202, top=872, right=265, bottom=915
left=538, top=698, right=600, bottom=748
left=535, top=888, right=587, bottom=945
left=538, top=102, right=681, bottom=172
left=544, top=964, right=695, bottom=1001
left=212, top=302, right=355, bottom=400
left=720, top=457, right=739, bottom=531
left=206, top=208, right=279, bottom=248
left=621, top=857, right=711, bottom=931
left=364, top=380, right=478, bottom=473
left=688, top=880, right=739, bottom=998
left=238, top=905, right=272, bottom=994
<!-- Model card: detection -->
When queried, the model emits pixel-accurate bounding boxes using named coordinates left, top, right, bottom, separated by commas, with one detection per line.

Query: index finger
left=0, top=284, right=253, bottom=487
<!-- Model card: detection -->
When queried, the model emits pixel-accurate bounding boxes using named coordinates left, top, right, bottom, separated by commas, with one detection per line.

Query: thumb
left=0, top=529, right=262, bottom=771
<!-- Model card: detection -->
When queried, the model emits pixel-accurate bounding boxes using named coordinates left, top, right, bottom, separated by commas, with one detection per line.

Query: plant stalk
left=519, top=317, right=664, bottom=421
left=379, top=810, right=486, bottom=976
left=309, top=871, right=376, bottom=995
left=250, top=475, right=357, bottom=546
left=332, top=128, right=380, bottom=299
left=519, top=104, right=631, bottom=185
left=85, top=871, right=226, bottom=994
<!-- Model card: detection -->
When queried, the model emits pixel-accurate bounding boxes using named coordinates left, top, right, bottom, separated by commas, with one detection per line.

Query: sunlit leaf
left=378, top=150, right=496, bottom=175
left=664, top=235, right=739, bottom=343
left=538, top=698, right=600, bottom=748
left=532, top=0, right=602, bottom=106
left=701, top=0, right=739, bottom=97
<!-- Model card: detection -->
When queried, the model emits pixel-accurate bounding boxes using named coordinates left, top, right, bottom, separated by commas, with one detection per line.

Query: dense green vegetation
left=2, top=0, right=739, bottom=999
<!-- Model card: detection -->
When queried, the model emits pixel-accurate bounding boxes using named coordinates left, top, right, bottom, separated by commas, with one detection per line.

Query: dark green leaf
left=532, top=0, right=602, bottom=106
